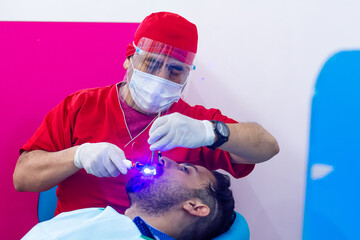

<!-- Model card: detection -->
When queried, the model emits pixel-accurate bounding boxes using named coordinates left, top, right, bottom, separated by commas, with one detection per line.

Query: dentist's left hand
left=148, top=113, right=215, bottom=151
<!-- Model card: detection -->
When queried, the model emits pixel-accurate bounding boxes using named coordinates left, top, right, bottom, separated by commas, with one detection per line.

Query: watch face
left=217, top=122, right=230, bottom=136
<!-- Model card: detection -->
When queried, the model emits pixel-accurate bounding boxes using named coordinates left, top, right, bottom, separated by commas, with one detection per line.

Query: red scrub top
left=21, top=84, right=254, bottom=215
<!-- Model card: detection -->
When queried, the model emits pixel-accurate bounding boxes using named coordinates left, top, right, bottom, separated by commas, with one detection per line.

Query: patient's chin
left=126, top=174, right=157, bottom=193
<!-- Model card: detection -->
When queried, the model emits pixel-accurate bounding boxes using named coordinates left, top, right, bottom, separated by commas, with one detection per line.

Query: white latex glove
left=148, top=112, right=215, bottom=151
left=74, top=142, right=132, bottom=177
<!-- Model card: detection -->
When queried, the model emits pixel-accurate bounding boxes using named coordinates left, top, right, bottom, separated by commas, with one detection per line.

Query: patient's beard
left=126, top=174, right=194, bottom=216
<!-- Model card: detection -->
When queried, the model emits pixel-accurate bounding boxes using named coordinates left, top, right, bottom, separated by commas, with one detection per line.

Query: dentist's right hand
left=74, top=142, right=132, bottom=177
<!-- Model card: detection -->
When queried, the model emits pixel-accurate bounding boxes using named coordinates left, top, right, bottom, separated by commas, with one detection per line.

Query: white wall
left=2, top=0, right=360, bottom=239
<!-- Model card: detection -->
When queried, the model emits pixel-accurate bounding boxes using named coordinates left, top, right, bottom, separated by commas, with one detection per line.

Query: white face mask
left=128, top=68, right=185, bottom=114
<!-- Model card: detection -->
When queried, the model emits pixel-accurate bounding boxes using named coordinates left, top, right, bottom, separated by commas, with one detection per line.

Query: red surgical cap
left=126, top=12, right=198, bottom=58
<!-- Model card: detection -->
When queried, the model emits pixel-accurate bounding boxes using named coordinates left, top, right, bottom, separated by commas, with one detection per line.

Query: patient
left=22, top=157, right=235, bottom=240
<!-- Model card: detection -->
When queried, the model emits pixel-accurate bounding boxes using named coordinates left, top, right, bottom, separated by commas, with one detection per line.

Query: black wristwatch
left=207, top=120, right=230, bottom=150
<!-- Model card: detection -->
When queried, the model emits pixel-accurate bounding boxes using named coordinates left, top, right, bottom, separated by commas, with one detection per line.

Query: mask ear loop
left=129, top=55, right=135, bottom=69
left=129, top=51, right=145, bottom=75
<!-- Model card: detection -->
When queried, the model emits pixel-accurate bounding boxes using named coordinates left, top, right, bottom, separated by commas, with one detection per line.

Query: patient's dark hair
left=180, top=171, right=235, bottom=240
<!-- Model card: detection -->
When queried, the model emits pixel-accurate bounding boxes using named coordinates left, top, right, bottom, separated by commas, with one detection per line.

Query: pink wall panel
left=0, top=21, right=139, bottom=239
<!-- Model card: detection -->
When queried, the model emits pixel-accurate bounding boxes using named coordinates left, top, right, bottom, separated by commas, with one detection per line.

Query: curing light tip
left=141, top=166, right=157, bottom=176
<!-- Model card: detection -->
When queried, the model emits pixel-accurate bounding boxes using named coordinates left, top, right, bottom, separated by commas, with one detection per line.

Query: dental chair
left=38, top=187, right=250, bottom=239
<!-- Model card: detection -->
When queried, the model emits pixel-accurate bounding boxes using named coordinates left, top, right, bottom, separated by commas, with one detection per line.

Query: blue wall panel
left=304, top=51, right=360, bottom=239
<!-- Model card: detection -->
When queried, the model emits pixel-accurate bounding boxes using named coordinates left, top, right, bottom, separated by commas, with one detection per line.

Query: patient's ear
left=183, top=199, right=210, bottom=217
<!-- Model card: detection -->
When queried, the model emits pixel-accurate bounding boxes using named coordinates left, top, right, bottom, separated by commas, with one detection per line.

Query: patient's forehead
left=197, top=165, right=216, bottom=182
left=183, top=164, right=217, bottom=188
left=161, top=158, right=217, bottom=187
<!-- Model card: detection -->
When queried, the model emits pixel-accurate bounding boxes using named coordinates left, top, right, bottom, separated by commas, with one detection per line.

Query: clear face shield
left=126, top=37, right=196, bottom=115
left=131, top=37, right=196, bottom=85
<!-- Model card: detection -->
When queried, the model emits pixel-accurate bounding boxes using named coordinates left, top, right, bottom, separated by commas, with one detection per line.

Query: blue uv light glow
left=141, top=166, right=157, bottom=176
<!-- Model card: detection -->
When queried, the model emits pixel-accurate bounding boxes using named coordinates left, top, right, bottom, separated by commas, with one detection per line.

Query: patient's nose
left=160, top=157, right=177, bottom=168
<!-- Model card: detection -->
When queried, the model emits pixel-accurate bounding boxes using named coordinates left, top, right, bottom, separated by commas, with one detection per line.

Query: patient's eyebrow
left=183, top=163, right=198, bottom=172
